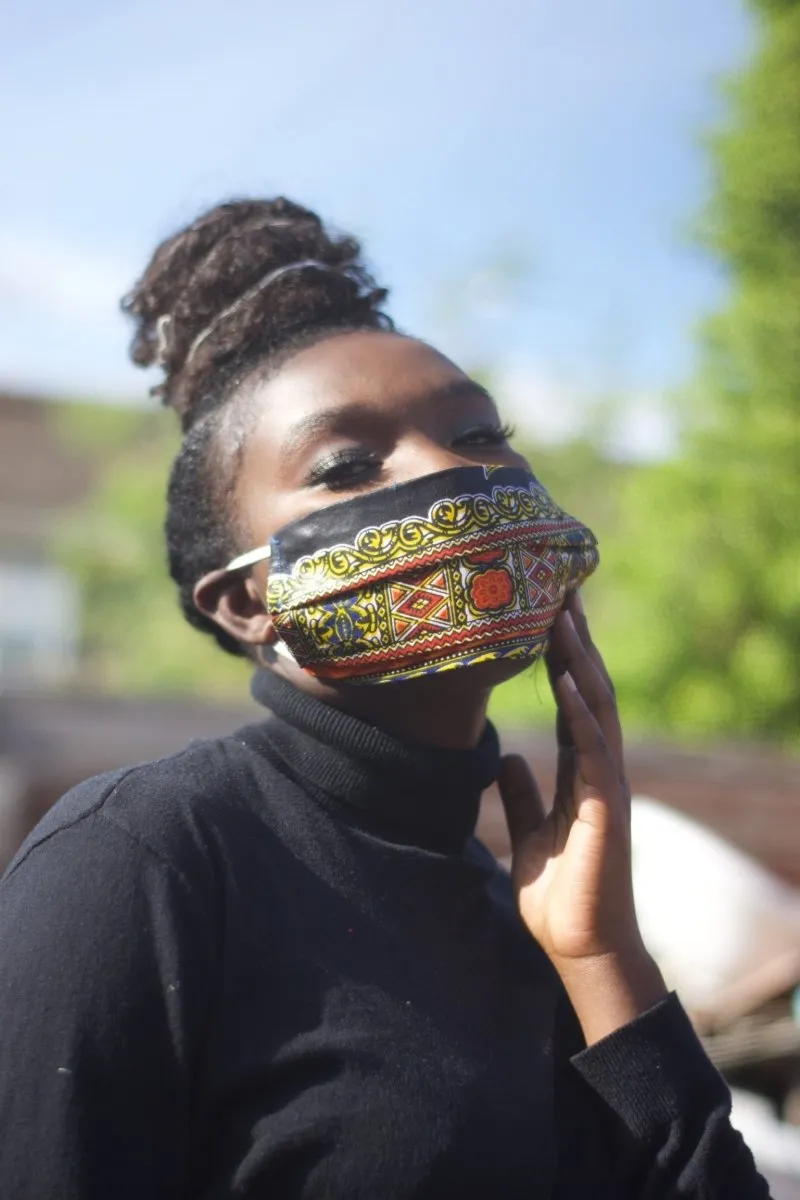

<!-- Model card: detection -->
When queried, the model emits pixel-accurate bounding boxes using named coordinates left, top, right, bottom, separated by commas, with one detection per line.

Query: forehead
left=232, top=330, right=500, bottom=537
left=248, top=330, right=470, bottom=432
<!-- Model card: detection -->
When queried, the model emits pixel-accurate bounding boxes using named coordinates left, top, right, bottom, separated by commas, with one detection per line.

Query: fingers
left=545, top=650, right=573, bottom=751
left=547, top=607, right=623, bottom=771
left=497, top=754, right=547, bottom=853
left=566, top=591, right=616, bottom=698
left=553, top=744, right=577, bottom=817
left=553, top=672, right=621, bottom=802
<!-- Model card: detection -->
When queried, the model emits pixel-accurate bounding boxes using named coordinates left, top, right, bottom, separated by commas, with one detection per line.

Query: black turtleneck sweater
left=0, top=672, right=770, bottom=1198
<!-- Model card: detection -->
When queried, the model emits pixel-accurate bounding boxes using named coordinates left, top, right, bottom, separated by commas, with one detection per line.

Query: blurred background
left=1, top=0, right=799, bottom=1188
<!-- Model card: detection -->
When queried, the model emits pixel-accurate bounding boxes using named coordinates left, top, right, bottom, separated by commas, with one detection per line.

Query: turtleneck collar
left=249, top=668, right=500, bottom=854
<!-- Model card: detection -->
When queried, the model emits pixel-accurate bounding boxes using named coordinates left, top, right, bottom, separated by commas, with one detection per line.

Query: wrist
left=553, top=944, right=668, bottom=1046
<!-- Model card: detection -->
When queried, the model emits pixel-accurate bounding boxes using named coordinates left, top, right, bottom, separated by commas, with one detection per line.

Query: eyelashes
left=453, top=421, right=516, bottom=447
left=304, top=449, right=381, bottom=490
left=304, top=421, right=517, bottom=491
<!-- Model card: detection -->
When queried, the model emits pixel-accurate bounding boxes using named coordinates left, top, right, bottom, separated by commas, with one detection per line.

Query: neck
left=249, top=666, right=502, bottom=852
left=266, top=658, right=492, bottom=750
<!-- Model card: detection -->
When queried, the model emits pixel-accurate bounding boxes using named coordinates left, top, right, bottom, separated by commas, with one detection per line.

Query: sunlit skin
left=194, top=329, right=667, bottom=1045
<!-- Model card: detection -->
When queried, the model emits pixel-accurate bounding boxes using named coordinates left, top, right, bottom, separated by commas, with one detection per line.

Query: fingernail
left=572, top=590, right=584, bottom=615
left=560, top=670, right=577, bottom=693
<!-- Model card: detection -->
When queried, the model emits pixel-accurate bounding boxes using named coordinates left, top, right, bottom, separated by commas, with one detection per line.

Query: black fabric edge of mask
left=270, top=465, right=540, bottom=570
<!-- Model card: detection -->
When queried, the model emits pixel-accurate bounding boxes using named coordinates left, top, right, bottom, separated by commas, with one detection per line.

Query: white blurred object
left=631, top=798, right=800, bottom=1021
left=730, top=1090, right=800, bottom=1179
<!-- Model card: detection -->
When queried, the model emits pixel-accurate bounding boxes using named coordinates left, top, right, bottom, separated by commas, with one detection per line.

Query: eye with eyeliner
left=453, top=421, right=516, bottom=448
left=305, top=448, right=382, bottom=491
left=304, top=421, right=515, bottom=490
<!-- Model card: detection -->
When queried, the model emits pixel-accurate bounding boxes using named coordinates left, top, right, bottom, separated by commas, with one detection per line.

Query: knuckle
left=591, top=728, right=609, bottom=755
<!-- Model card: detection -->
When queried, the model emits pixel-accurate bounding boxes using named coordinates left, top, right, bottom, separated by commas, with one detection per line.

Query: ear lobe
left=193, top=569, right=276, bottom=648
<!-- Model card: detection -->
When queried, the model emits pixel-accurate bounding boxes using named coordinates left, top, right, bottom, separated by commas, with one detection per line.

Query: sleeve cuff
left=569, top=992, right=730, bottom=1140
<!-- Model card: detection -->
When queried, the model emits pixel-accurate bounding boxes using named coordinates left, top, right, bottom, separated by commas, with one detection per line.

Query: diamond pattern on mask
left=519, top=547, right=559, bottom=606
left=388, top=568, right=453, bottom=642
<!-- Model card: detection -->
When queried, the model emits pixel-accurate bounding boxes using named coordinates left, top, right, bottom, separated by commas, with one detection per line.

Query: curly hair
left=122, top=197, right=394, bottom=656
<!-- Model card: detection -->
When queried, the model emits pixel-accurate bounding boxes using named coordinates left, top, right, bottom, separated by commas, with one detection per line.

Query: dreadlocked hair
left=121, top=197, right=394, bottom=657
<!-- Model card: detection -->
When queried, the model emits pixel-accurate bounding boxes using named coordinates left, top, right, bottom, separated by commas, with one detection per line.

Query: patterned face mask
left=225, top=465, right=599, bottom=685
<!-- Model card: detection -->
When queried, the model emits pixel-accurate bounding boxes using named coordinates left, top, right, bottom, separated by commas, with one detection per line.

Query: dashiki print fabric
left=265, top=465, right=599, bottom=684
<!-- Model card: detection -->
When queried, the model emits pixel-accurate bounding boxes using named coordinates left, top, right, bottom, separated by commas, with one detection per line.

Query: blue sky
left=1, top=0, right=750, bottom=451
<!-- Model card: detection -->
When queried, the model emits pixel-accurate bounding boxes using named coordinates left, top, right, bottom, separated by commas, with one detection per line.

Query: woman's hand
left=498, top=592, right=667, bottom=1043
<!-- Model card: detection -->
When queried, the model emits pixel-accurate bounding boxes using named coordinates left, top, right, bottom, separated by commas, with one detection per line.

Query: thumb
left=497, top=754, right=547, bottom=855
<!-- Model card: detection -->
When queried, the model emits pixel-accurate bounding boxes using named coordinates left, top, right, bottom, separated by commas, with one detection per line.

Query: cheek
left=233, top=448, right=299, bottom=549
left=507, top=446, right=532, bottom=472
left=234, top=471, right=338, bottom=552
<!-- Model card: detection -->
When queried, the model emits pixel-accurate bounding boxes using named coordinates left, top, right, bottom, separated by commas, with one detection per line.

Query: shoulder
left=0, top=737, right=277, bottom=1063
left=2, top=723, right=276, bottom=888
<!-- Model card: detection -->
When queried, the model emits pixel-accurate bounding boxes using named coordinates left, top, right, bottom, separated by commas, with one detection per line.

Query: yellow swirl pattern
left=268, top=482, right=588, bottom=611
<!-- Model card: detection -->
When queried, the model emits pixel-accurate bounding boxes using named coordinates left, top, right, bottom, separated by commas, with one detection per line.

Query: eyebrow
left=280, top=379, right=498, bottom=459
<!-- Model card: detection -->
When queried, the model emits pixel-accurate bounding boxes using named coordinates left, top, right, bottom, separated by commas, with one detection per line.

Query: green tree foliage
left=594, top=0, right=800, bottom=743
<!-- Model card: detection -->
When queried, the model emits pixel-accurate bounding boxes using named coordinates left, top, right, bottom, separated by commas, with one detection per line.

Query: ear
left=193, top=568, right=277, bottom=648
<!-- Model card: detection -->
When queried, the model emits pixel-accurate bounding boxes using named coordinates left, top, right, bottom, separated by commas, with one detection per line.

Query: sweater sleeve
left=0, top=800, right=218, bottom=1200
left=553, top=990, right=773, bottom=1197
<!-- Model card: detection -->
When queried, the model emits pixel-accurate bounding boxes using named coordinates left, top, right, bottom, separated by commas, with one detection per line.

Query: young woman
left=0, top=198, right=770, bottom=1197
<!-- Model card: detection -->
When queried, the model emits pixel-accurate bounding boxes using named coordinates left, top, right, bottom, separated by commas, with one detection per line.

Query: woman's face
left=234, top=329, right=530, bottom=548
left=197, top=328, right=536, bottom=713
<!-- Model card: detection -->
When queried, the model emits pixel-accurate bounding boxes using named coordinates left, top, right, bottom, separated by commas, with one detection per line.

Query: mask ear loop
left=268, top=639, right=301, bottom=666
left=224, top=545, right=271, bottom=572
left=222, top=544, right=301, bottom=668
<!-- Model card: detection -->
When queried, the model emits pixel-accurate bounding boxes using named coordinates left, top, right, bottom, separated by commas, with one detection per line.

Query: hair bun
left=122, top=197, right=392, bottom=428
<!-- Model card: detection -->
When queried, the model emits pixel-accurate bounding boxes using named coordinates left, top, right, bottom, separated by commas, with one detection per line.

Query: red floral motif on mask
left=469, top=568, right=515, bottom=612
